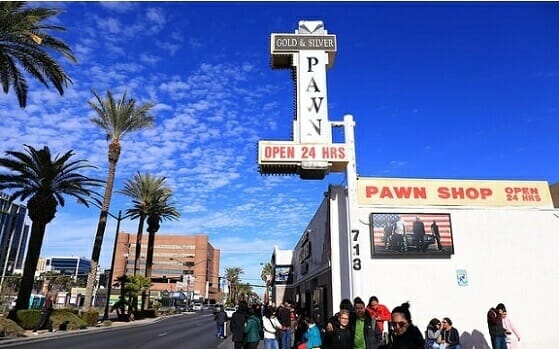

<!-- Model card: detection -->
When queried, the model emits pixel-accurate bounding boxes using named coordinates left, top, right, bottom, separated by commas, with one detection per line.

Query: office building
left=44, top=256, right=92, bottom=281
left=112, top=233, right=220, bottom=302
left=0, top=192, right=30, bottom=277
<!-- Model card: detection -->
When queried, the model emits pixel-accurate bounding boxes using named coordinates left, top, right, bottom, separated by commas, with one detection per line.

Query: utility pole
left=102, top=210, right=122, bottom=321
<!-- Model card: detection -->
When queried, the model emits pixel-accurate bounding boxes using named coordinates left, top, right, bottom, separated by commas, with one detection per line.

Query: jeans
left=216, top=324, right=224, bottom=337
left=280, top=329, right=291, bottom=349
left=264, top=338, right=279, bottom=349
left=492, top=336, right=507, bottom=349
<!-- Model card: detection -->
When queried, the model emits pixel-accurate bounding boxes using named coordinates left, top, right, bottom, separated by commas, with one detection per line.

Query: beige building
left=112, top=233, right=220, bottom=302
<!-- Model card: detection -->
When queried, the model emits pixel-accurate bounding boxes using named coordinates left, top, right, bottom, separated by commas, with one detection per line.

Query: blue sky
left=1, top=2, right=558, bottom=286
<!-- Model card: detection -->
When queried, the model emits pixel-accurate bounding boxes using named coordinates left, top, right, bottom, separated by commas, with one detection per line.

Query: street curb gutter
left=0, top=316, right=167, bottom=347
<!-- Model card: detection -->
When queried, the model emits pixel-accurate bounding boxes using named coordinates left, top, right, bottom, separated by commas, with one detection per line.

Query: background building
left=0, top=192, right=29, bottom=280
left=112, top=233, right=220, bottom=302
left=44, top=256, right=92, bottom=281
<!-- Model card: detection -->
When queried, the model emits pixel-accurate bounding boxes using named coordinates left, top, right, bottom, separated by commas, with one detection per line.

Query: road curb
left=0, top=315, right=168, bottom=346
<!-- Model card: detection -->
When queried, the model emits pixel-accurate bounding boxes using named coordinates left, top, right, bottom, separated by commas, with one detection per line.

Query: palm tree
left=145, top=193, right=180, bottom=280
left=0, top=145, right=103, bottom=311
left=118, top=172, right=171, bottom=277
left=236, top=283, right=254, bottom=303
left=224, top=267, right=243, bottom=305
left=260, top=262, right=273, bottom=303
left=0, top=1, right=76, bottom=108
left=113, top=274, right=130, bottom=320
left=84, top=90, right=154, bottom=309
left=118, top=172, right=179, bottom=310
left=125, top=275, right=151, bottom=317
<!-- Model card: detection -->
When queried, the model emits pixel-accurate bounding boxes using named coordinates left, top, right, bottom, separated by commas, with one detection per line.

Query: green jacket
left=244, top=315, right=262, bottom=343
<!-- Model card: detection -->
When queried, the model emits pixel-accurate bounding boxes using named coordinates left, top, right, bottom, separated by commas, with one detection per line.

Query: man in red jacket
left=366, top=296, right=391, bottom=333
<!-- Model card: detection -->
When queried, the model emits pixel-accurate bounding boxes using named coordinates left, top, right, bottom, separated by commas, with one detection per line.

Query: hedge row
left=15, top=309, right=88, bottom=330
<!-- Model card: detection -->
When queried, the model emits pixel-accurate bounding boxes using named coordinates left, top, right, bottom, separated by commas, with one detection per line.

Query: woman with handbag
left=263, top=308, right=282, bottom=349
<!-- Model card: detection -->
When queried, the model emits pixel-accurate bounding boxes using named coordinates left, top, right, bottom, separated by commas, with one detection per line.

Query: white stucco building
left=270, top=177, right=559, bottom=349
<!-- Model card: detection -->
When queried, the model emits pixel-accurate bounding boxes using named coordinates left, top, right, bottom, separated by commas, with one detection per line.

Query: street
left=1, top=311, right=228, bottom=349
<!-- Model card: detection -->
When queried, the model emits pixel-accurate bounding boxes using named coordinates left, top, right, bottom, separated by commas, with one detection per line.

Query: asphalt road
left=1, top=311, right=226, bottom=349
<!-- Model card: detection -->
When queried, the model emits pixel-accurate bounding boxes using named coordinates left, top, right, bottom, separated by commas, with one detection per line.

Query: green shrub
left=79, top=309, right=99, bottom=327
left=51, top=310, right=88, bottom=330
left=15, top=309, right=40, bottom=330
left=0, top=317, right=25, bottom=337
left=15, top=309, right=88, bottom=331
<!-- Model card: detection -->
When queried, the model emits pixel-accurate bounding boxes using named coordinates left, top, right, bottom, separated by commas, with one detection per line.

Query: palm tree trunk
left=85, top=156, right=118, bottom=309
left=133, top=216, right=146, bottom=277
left=144, top=229, right=155, bottom=279
left=143, top=225, right=157, bottom=311
left=14, top=221, right=46, bottom=311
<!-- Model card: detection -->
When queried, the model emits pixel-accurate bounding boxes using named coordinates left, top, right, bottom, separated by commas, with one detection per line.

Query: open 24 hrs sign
left=258, top=141, right=349, bottom=170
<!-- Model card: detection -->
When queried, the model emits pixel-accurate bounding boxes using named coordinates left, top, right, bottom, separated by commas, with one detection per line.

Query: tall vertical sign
left=259, top=21, right=347, bottom=179
left=259, top=21, right=362, bottom=310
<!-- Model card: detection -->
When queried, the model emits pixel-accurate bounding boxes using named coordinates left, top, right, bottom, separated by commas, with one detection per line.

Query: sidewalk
left=217, top=338, right=265, bottom=349
left=217, top=323, right=265, bottom=349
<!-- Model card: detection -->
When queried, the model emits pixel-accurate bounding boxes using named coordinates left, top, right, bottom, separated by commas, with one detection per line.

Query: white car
left=192, top=302, right=202, bottom=311
left=224, top=307, right=236, bottom=319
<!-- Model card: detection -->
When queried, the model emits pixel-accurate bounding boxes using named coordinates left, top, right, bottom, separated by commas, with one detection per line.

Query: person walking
left=244, top=307, right=262, bottom=349
left=390, top=302, right=424, bottom=349
left=32, top=293, right=55, bottom=334
left=262, top=308, right=282, bottom=349
left=501, top=309, right=520, bottom=349
left=215, top=306, right=227, bottom=338
left=231, top=301, right=249, bottom=349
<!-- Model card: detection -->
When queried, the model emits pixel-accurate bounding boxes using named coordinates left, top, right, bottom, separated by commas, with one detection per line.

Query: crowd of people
left=217, top=298, right=521, bottom=349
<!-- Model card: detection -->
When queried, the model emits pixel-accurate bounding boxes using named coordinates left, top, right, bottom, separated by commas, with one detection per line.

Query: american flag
left=370, top=213, right=453, bottom=249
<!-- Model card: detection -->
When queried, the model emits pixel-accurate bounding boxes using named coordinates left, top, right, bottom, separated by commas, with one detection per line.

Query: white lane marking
left=158, top=332, right=168, bottom=337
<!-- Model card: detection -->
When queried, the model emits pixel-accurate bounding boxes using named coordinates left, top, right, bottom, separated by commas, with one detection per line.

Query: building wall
left=45, top=256, right=91, bottom=280
left=112, top=233, right=220, bottom=301
left=0, top=193, right=29, bottom=273
left=352, top=205, right=558, bottom=349
left=284, top=182, right=559, bottom=348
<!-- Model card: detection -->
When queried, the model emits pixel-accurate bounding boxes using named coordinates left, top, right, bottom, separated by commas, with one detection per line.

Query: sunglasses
left=391, top=321, right=408, bottom=328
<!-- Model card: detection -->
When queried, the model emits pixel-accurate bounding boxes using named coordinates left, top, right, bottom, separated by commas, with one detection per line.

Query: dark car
left=386, top=233, right=435, bottom=252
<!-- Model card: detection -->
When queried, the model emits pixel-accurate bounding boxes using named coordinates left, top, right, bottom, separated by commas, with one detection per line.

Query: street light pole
left=102, top=210, right=122, bottom=321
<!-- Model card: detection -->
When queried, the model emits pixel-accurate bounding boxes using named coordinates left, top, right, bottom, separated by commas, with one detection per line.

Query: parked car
left=192, top=302, right=203, bottom=311
left=386, top=233, right=435, bottom=251
left=224, top=307, right=236, bottom=319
